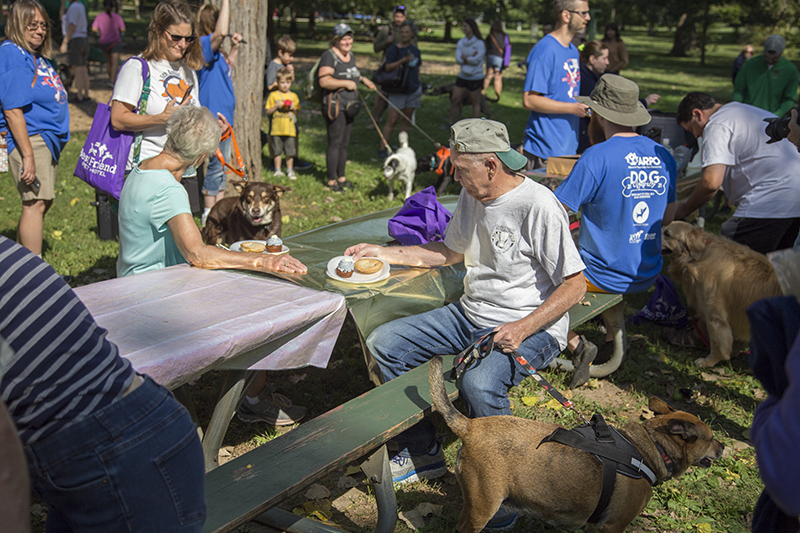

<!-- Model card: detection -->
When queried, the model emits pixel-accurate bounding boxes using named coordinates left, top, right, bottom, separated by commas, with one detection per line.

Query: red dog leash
left=451, top=331, right=588, bottom=423
left=215, top=125, right=247, bottom=181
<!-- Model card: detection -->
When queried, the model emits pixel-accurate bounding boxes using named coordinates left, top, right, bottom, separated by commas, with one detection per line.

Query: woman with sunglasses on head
left=0, top=0, right=69, bottom=258
left=111, top=0, right=206, bottom=211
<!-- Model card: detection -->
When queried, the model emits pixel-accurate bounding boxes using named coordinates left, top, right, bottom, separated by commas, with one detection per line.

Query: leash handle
left=452, top=331, right=588, bottom=423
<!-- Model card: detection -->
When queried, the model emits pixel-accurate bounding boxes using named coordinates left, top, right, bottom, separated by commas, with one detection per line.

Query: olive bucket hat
left=576, top=75, right=651, bottom=128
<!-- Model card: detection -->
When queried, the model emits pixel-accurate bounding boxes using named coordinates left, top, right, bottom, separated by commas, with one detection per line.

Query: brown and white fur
left=202, top=180, right=289, bottom=245
left=429, top=356, right=724, bottom=532
left=662, top=221, right=782, bottom=367
left=382, top=131, right=417, bottom=201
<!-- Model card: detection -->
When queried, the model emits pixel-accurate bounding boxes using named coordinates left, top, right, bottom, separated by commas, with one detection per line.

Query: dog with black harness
left=429, top=351, right=724, bottom=533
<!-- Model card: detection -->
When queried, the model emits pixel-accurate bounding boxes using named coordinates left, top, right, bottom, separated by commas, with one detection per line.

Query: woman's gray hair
left=164, top=106, right=220, bottom=164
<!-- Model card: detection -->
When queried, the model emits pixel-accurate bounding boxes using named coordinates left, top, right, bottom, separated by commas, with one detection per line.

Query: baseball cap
left=394, top=5, right=406, bottom=13
left=332, top=23, right=354, bottom=38
left=450, top=118, right=527, bottom=171
left=764, top=34, right=785, bottom=55
left=576, top=75, right=651, bottom=128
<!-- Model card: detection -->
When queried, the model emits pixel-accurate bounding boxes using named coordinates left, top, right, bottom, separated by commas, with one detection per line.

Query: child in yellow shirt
left=265, top=68, right=300, bottom=178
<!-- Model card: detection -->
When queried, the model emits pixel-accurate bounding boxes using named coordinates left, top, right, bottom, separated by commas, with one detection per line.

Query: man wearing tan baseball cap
left=345, top=118, right=587, bottom=526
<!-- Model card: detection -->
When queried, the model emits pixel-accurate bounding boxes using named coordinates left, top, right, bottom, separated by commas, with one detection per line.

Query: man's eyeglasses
left=567, top=10, right=591, bottom=18
left=165, top=31, right=196, bottom=44
left=25, top=21, right=48, bottom=31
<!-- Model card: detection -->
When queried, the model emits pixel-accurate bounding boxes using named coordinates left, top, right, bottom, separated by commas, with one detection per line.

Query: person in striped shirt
left=0, top=236, right=206, bottom=531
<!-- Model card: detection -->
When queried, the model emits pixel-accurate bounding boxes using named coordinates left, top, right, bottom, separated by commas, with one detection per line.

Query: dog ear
left=685, top=228, right=707, bottom=262
left=648, top=396, right=674, bottom=415
left=232, top=180, right=247, bottom=194
left=668, top=419, right=699, bottom=443
left=273, top=185, right=292, bottom=197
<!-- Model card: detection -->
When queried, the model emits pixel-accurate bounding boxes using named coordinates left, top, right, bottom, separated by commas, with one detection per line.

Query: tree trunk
left=289, top=2, right=297, bottom=34
left=307, top=9, right=316, bottom=38
left=444, top=20, right=452, bottom=43
left=213, top=0, right=268, bottom=183
left=668, top=13, right=691, bottom=57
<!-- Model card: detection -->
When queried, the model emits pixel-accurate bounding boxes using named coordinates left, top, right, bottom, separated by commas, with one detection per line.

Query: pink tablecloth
left=74, top=265, right=347, bottom=389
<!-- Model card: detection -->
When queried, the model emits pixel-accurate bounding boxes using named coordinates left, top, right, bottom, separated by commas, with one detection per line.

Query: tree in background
left=208, top=0, right=268, bottom=183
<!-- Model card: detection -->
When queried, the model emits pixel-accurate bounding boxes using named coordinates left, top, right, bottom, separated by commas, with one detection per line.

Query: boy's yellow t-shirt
left=266, top=90, right=300, bottom=137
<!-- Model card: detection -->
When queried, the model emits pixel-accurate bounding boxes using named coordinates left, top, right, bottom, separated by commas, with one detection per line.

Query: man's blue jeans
left=25, top=376, right=206, bottom=532
left=366, top=301, right=560, bottom=455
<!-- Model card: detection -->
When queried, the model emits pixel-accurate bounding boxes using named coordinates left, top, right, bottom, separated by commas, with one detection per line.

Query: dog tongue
left=252, top=216, right=262, bottom=223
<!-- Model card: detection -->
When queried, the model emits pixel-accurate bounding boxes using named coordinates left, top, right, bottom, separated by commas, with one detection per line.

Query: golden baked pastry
left=355, top=258, right=383, bottom=275
left=240, top=241, right=266, bottom=253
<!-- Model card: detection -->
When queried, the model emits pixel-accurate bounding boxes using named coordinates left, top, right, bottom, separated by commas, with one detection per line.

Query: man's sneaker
left=273, top=169, right=286, bottom=177
left=390, top=439, right=447, bottom=485
left=286, top=168, right=296, bottom=179
left=485, top=507, right=519, bottom=531
left=237, top=391, right=306, bottom=426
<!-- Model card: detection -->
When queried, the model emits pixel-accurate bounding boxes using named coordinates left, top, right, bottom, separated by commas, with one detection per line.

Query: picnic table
left=73, top=264, right=347, bottom=470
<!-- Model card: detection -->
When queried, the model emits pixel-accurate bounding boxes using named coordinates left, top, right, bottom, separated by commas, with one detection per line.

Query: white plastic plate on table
left=326, top=256, right=390, bottom=284
left=230, top=240, right=289, bottom=255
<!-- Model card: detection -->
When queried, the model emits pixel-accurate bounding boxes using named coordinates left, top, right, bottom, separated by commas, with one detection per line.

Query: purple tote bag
left=388, top=186, right=452, bottom=245
left=74, top=57, right=148, bottom=199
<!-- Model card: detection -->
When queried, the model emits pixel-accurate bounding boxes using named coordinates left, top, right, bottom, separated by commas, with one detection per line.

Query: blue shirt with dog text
left=197, top=34, right=236, bottom=125
left=523, top=34, right=580, bottom=159
left=117, top=164, right=190, bottom=277
left=0, top=41, right=69, bottom=161
left=555, top=136, right=677, bottom=294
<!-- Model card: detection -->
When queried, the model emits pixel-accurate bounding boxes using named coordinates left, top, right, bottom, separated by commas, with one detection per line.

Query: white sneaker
left=286, top=169, right=296, bottom=179
left=273, top=169, right=286, bottom=177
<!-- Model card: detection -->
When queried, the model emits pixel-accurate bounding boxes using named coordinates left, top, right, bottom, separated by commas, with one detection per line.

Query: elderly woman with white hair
left=117, top=105, right=307, bottom=277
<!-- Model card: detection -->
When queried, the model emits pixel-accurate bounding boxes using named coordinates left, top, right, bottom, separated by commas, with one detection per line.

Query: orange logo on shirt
left=162, top=78, right=192, bottom=102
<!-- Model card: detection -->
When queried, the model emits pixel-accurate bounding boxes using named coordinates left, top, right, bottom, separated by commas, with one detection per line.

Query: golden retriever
left=662, top=221, right=782, bottom=367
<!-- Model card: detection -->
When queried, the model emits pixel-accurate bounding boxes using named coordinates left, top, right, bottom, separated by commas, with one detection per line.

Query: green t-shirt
left=117, top=163, right=191, bottom=277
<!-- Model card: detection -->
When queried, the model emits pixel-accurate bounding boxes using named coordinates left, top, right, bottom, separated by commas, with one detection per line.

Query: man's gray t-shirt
left=444, top=177, right=585, bottom=350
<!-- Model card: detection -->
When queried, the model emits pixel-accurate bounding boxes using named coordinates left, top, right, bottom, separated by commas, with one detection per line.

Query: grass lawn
left=4, top=20, right=770, bottom=533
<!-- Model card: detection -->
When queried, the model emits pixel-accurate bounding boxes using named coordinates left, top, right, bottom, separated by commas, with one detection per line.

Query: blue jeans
left=25, top=376, right=206, bottom=532
left=203, top=136, right=231, bottom=195
left=367, top=301, right=560, bottom=454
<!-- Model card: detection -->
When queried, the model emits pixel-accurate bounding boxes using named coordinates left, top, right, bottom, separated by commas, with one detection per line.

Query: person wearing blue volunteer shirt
left=522, top=0, right=590, bottom=170
left=0, top=0, right=69, bottom=258
left=555, top=75, right=677, bottom=387
left=196, top=0, right=242, bottom=226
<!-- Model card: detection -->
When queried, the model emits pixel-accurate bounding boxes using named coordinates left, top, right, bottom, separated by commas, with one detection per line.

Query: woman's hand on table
left=257, top=253, right=307, bottom=274
left=344, top=243, right=383, bottom=261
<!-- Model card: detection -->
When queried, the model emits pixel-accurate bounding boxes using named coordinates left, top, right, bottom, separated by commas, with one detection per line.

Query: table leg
left=360, top=445, right=398, bottom=533
left=202, top=370, right=252, bottom=472
left=173, top=384, right=203, bottom=441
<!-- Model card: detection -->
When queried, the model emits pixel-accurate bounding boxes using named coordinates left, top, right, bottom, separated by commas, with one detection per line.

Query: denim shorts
left=203, top=135, right=231, bottom=195
left=24, top=376, right=206, bottom=532
left=388, top=86, right=423, bottom=109
left=487, top=54, right=505, bottom=71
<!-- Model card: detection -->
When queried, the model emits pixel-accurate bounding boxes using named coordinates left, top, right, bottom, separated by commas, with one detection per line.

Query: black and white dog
left=382, top=131, right=417, bottom=201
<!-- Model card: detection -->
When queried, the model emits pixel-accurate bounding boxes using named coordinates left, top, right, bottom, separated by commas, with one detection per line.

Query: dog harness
left=431, top=146, right=454, bottom=178
left=539, top=414, right=661, bottom=524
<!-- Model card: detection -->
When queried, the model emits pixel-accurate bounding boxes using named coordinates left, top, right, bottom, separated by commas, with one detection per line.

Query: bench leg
left=361, top=445, right=398, bottom=533
left=589, top=301, right=627, bottom=378
left=549, top=301, right=627, bottom=379
left=202, top=370, right=252, bottom=472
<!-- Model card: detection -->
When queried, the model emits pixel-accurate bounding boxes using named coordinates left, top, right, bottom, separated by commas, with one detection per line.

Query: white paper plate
left=230, top=240, right=289, bottom=255
left=326, top=256, right=390, bottom=284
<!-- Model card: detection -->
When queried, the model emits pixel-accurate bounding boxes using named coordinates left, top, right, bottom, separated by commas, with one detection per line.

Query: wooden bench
left=203, top=293, right=623, bottom=533
left=203, top=354, right=460, bottom=533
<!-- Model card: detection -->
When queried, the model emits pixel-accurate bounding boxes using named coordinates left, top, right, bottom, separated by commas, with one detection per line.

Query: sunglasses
left=567, top=10, right=591, bottom=18
left=25, top=21, right=48, bottom=31
left=165, top=30, right=196, bottom=44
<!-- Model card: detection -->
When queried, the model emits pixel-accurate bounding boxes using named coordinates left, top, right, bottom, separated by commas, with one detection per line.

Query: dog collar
left=655, top=441, right=674, bottom=478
